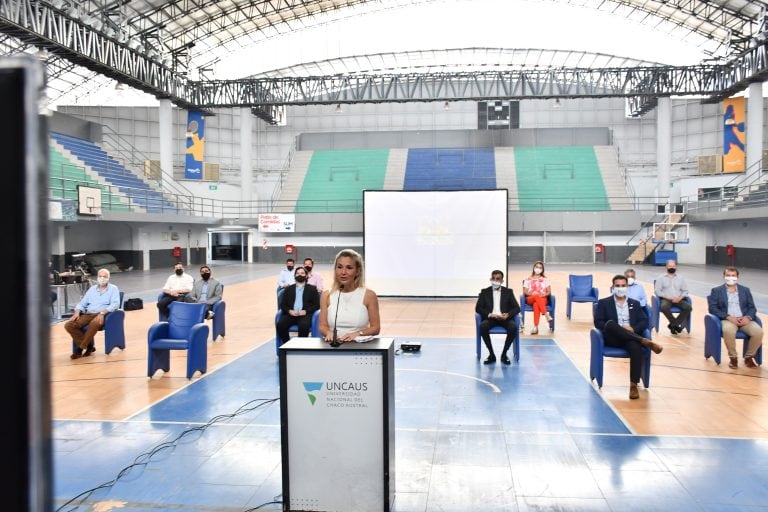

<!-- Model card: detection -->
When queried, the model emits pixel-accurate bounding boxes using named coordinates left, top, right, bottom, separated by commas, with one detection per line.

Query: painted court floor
left=54, top=337, right=768, bottom=512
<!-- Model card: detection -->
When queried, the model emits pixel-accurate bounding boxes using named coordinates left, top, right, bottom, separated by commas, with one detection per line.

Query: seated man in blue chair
left=475, top=269, right=520, bottom=365
left=183, top=265, right=223, bottom=320
left=624, top=268, right=647, bottom=307
left=707, top=266, right=763, bottom=369
left=276, top=265, right=320, bottom=345
left=654, top=259, right=691, bottom=335
left=595, top=275, right=663, bottom=399
left=157, top=262, right=194, bottom=320
left=64, top=269, right=121, bottom=359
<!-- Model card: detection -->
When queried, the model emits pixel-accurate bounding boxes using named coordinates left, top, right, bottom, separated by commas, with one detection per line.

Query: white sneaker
left=531, top=327, right=538, bottom=335
left=206, top=311, right=215, bottom=320
left=545, top=312, right=553, bottom=323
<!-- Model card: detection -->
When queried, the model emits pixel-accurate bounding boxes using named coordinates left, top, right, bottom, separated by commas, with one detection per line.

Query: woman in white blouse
left=319, top=249, right=381, bottom=343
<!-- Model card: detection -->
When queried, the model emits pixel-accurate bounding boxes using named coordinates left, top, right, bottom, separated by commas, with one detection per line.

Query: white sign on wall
left=258, top=213, right=295, bottom=232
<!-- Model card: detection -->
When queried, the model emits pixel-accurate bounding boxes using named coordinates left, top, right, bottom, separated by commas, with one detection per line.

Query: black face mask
left=295, top=275, right=307, bottom=283
left=175, top=269, right=184, bottom=276
left=667, top=268, right=676, bottom=274
left=286, top=265, right=294, bottom=271
left=201, top=272, right=211, bottom=281
left=305, top=266, right=313, bottom=272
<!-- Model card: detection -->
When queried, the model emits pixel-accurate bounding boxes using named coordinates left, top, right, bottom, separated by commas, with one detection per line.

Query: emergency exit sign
left=209, top=185, right=217, bottom=190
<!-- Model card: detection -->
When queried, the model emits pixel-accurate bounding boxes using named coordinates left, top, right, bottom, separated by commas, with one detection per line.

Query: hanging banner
left=723, top=97, right=745, bottom=173
left=184, top=111, right=206, bottom=179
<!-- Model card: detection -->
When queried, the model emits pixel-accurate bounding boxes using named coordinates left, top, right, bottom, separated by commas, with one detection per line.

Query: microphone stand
left=330, top=284, right=344, bottom=347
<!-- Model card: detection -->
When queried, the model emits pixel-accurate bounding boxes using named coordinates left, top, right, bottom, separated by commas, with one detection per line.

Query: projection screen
left=364, top=190, right=508, bottom=297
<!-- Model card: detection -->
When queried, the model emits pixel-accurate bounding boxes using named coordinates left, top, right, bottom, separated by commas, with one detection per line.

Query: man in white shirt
left=304, top=257, right=324, bottom=293
left=654, top=259, right=691, bottom=335
left=157, top=262, right=194, bottom=320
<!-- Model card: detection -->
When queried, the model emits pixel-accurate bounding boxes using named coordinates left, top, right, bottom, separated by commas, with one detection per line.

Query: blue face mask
left=491, top=281, right=502, bottom=289
left=613, top=287, right=628, bottom=298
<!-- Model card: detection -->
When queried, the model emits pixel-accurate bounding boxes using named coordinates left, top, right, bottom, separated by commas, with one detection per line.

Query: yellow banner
left=723, top=97, right=745, bottom=173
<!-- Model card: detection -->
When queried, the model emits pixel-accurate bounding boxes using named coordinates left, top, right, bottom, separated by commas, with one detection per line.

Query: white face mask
left=725, top=276, right=738, bottom=286
left=491, top=281, right=502, bottom=289
left=626, top=277, right=635, bottom=286
left=613, top=287, right=628, bottom=298
left=97, top=277, right=109, bottom=286
left=533, top=267, right=543, bottom=275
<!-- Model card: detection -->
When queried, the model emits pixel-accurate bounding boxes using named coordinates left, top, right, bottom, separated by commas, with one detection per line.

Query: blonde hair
left=331, top=248, right=365, bottom=293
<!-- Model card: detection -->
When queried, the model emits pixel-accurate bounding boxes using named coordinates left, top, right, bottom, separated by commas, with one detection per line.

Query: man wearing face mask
left=157, top=262, right=194, bottom=320
left=276, top=258, right=296, bottom=304
left=65, top=269, right=121, bottom=359
left=624, top=268, right=647, bottom=307
left=303, top=257, right=324, bottom=293
left=595, top=275, right=663, bottom=399
left=184, top=265, right=224, bottom=320
left=654, top=259, right=691, bottom=335
left=276, top=266, right=320, bottom=345
left=475, top=270, right=521, bottom=365
left=707, top=267, right=763, bottom=369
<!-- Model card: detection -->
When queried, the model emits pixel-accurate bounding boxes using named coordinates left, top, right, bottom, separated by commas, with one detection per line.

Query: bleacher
left=50, top=132, right=174, bottom=213
left=293, top=149, right=389, bottom=212
left=276, top=145, right=629, bottom=213
left=49, top=146, right=132, bottom=212
left=404, top=148, right=495, bottom=190
left=514, top=146, right=610, bottom=211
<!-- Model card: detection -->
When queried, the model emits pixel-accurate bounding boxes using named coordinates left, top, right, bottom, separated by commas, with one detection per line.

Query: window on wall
left=478, top=101, right=519, bottom=130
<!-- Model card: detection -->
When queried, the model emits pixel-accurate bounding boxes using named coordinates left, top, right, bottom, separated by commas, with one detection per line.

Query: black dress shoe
left=70, top=350, right=83, bottom=360
left=500, top=355, right=511, bottom=365
left=483, top=356, right=496, bottom=365
left=83, top=345, right=96, bottom=357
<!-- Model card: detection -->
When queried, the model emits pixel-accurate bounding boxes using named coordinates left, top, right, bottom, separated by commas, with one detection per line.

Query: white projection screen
left=364, top=190, right=508, bottom=297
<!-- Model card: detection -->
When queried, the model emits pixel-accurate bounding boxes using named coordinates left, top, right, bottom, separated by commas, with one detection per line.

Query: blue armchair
left=147, top=301, right=209, bottom=379
left=704, top=314, right=763, bottom=366
left=157, top=291, right=225, bottom=341
left=520, top=292, right=556, bottom=332
left=275, top=309, right=321, bottom=355
left=474, top=312, right=520, bottom=362
left=566, top=274, right=598, bottom=320
left=589, top=305, right=653, bottom=389
left=71, top=291, right=125, bottom=356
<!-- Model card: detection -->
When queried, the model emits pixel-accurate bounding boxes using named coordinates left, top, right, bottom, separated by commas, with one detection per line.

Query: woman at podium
left=319, top=249, right=381, bottom=344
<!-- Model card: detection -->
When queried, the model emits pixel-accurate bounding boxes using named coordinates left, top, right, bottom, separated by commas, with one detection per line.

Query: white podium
left=279, top=337, right=395, bottom=512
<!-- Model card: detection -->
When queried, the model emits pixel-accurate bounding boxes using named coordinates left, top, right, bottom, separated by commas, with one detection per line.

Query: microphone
left=330, top=284, right=344, bottom=347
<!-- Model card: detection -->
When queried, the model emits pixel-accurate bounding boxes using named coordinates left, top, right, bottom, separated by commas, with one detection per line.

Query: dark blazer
left=475, top=286, right=521, bottom=319
left=708, top=284, right=757, bottom=320
left=280, top=283, right=320, bottom=315
left=594, top=296, right=648, bottom=335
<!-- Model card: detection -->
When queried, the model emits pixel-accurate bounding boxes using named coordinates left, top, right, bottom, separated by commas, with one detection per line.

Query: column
left=240, top=108, right=254, bottom=214
left=747, top=82, right=764, bottom=182
left=656, top=97, right=671, bottom=203
left=159, top=99, right=173, bottom=180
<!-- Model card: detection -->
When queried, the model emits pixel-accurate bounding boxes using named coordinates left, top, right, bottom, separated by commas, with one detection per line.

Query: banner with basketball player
left=723, top=97, right=745, bottom=173
left=184, top=111, right=206, bottom=179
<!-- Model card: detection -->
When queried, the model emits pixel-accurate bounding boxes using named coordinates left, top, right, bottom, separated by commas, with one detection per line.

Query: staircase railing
left=100, top=126, right=195, bottom=208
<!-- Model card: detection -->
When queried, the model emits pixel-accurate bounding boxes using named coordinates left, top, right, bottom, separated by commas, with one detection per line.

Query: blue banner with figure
left=185, top=111, right=206, bottom=179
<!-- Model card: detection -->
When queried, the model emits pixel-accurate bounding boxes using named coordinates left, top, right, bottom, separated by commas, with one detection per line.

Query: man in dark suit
left=707, top=266, right=763, bottom=369
left=276, top=266, right=320, bottom=345
left=595, top=274, right=663, bottom=399
left=475, top=269, right=521, bottom=365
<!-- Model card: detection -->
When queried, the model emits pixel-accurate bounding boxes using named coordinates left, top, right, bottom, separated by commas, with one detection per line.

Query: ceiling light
left=443, top=101, right=450, bottom=111
left=335, top=104, right=342, bottom=113
left=553, top=98, right=562, bottom=109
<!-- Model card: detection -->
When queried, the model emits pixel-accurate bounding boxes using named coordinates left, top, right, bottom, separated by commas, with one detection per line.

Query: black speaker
left=656, top=204, right=667, bottom=214
left=673, top=204, right=684, bottom=214
left=0, top=58, right=52, bottom=511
